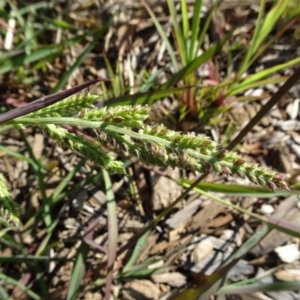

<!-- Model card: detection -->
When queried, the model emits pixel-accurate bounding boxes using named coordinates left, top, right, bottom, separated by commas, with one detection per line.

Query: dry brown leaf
left=151, top=272, right=186, bottom=288
left=275, top=269, right=300, bottom=281
left=122, top=279, right=160, bottom=300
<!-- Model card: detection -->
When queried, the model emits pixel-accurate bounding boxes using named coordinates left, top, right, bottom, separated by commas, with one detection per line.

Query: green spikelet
left=29, top=92, right=98, bottom=118
left=0, top=173, right=21, bottom=228
left=43, top=124, right=125, bottom=174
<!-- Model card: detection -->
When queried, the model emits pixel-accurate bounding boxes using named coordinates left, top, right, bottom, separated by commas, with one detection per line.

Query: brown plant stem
left=0, top=78, right=104, bottom=124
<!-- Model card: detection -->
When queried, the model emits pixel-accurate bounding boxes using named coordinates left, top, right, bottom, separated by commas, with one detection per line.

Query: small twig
left=228, top=66, right=300, bottom=150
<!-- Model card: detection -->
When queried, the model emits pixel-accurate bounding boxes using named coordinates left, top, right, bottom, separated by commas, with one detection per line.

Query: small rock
left=275, top=243, right=300, bottom=263
left=261, top=204, right=275, bottom=215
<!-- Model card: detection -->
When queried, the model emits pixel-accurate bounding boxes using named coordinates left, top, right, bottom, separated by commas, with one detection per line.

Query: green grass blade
left=0, top=46, right=63, bottom=74
left=21, top=131, right=51, bottom=229
left=122, top=229, right=150, bottom=272
left=10, top=1, right=53, bottom=15
left=66, top=243, right=88, bottom=300
left=238, top=0, right=289, bottom=77
left=115, top=61, right=123, bottom=97
left=0, top=145, right=32, bottom=163
left=184, top=184, right=300, bottom=238
left=52, top=19, right=76, bottom=30
left=119, top=258, right=170, bottom=279
left=197, top=0, right=221, bottom=53
left=35, top=160, right=86, bottom=256
left=0, top=273, right=40, bottom=300
left=252, top=0, right=289, bottom=54
left=103, top=169, right=118, bottom=300
left=229, top=56, right=300, bottom=95
left=237, top=0, right=266, bottom=77
left=248, top=16, right=300, bottom=68
left=7, top=0, right=25, bottom=27
left=24, top=17, right=37, bottom=54
left=105, top=86, right=188, bottom=106
left=0, top=285, right=9, bottom=299
left=167, top=0, right=187, bottom=66
left=178, top=180, right=295, bottom=197
left=50, top=30, right=106, bottom=93
left=0, top=255, right=72, bottom=263
left=141, top=0, right=179, bottom=71
left=180, top=0, right=189, bottom=51
left=139, top=67, right=166, bottom=92
left=188, top=0, right=203, bottom=61
left=218, top=281, right=300, bottom=295
left=163, top=32, right=231, bottom=88
left=229, top=76, right=289, bottom=96
left=103, top=52, right=123, bottom=97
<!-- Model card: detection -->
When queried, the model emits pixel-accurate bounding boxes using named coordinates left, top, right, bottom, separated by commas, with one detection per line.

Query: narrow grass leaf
left=141, top=0, right=179, bottom=71
left=21, top=131, right=51, bottom=229
left=0, top=46, right=63, bottom=74
left=0, top=286, right=9, bottom=299
left=183, top=183, right=300, bottom=238
left=180, top=0, right=189, bottom=50
left=103, top=169, right=118, bottom=300
left=35, top=160, right=86, bottom=255
left=52, top=19, right=76, bottom=30
left=66, top=243, right=88, bottom=300
left=122, top=229, right=150, bottom=272
left=0, top=145, right=32, bottom=163
left=197, top=0, right=221, bottom=54
left=0, top=227, right=13, bottom=239
left=104, top=86, right=188, bottom=106
left=51, top=30, right=106, bottom=93
left=217, top=281, right=300, bottom=295
left=139, top=67, right=166, bottom=92
left=188, top=0, right=202, bottom=61
left=120, top=258, right=170, bottom=279
left=10, top=1, right=53, bottom=15
left=0, top=273, right=40, bottom=300
left=229, top=56, right=300, bottom=95
left=0, top=255, right=72, bottom=263
left=266, top=215, right=300, bottom=238
left=237, top=0, right=266, bottom=77
left=163, top=33, right=231, bottom=88
left=167, top=0, right=187, bottom=66
left=248, top=16, right=300, bottom=67
left=229, top=76, right=290, bottom=97
left=7, top=0, right=26, bottom=26
left=178, top=180, right=294, bottom=197
left=115, top=61, right=123, bottom=97
left=252, top=0, right=289, bottom=54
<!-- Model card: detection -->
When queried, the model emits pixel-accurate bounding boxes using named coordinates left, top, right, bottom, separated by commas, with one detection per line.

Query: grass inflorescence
left=0, top=92, right=290, bottom=228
